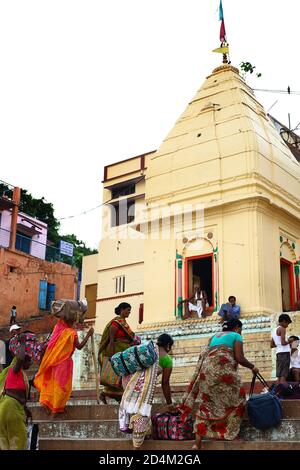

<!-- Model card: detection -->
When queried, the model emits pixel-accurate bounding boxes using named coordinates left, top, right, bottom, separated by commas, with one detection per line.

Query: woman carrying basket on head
left=34, top=299, right=94, bottom=415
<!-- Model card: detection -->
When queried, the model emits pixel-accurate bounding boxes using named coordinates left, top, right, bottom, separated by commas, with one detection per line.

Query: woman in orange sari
left=34, top=300, right=94, bottom=415
left=98, top=302, right=139, bottom=403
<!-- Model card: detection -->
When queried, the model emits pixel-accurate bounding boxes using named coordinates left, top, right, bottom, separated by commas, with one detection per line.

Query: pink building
left=0, top=209, right=47, bottom=259
left=0, top=181, right=78, bottom=328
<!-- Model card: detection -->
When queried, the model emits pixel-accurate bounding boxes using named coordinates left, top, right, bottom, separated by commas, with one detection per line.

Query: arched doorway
left=280, top=258, right=295, bottom=312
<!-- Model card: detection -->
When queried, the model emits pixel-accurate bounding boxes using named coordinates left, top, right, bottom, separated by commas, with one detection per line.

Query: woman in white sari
left=119, top=334, right=175, bottom=449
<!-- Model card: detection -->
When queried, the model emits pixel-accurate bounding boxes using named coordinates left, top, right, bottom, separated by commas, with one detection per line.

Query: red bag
left=151, top=412, right=194, bottom=440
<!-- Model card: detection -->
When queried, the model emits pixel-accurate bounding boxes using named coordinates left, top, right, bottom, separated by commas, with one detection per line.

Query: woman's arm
left=233, top=341, right=259, bottom=374
left=75, top=328, right=94, bottom=350
left=161, top=367, right=173, bottom=405
left=108, top=325, right=118, bottom=356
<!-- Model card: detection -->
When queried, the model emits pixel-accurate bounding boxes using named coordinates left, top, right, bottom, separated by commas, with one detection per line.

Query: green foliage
left=19, top=189, right=61, bottom=245
left=240, top=61, right=262, bottom=78
left=1, top=183, right=97, bottom=269
left=59, top=233, right=97, bottom=269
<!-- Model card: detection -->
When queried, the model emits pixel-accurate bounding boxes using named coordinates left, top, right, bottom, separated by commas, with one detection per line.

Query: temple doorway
left=185, top=254, right=214, bottom=310
left=280, top=258, right=295, bottom=312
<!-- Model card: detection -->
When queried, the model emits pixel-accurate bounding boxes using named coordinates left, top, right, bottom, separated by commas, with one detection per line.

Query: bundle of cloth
left=50, top=298, right=88, bottom=324
left=9, top=332, right=48, bottom=364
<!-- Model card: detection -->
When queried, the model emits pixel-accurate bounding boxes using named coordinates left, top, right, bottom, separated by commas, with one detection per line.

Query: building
left=81, top=62, right=300, bottom=386
left=0, top=181, right=78, bottom=330
left=80, top=253, right=98, bottom=321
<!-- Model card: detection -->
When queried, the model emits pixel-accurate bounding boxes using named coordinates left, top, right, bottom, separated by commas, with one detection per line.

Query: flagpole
left=213, top=0, right=229, bottom=64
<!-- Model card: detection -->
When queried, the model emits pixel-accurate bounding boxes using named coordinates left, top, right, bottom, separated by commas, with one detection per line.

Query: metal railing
left=0, top=227, right=74, bottom=266
left=0, top=180, right=15, bottom=200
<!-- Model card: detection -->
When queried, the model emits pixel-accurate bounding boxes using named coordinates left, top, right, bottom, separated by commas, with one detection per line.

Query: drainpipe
left=9, top=187, right=21, bottom=250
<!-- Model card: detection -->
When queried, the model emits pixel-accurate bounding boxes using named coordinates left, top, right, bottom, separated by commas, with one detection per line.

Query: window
left=15, top=231, right=32, bottom=254
left=115, top=276, right=125, bottom=294
left=111, top=199, right=135, bottom=227
left=112, top=183, right=135, bottom=199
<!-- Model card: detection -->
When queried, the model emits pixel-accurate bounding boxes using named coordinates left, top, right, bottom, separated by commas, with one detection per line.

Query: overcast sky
left=1, top=1, right=299, bottom=249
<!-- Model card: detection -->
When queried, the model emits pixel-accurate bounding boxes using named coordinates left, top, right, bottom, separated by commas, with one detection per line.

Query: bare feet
left=99, top=392, right=107, bottom=405
left=42, top=404, right=51, bottom=416
left=192, top=435, right=202, bottom=450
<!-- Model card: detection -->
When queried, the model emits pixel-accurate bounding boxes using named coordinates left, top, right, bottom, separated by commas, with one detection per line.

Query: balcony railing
left=0, top=180, right=15, bottom=199
left=0, top=180, right=17, bottom=210
left=0, top=227, right=74, bottom=266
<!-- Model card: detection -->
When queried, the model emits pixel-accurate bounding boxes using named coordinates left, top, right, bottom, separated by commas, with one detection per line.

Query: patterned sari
left=119, top=347, right=159, bottom=448
left=179, top=346, right=246, bottom=441
left=34, top=320, right=77, bottom=414
left=98, top=316, right=135, bottom=400
left=0, top=359, right=30, bottom=450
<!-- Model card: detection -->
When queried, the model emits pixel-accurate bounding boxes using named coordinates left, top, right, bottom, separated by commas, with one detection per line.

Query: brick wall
left=0, top=247, right=77, bottom=326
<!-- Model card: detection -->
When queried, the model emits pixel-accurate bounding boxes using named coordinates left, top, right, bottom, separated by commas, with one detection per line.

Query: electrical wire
left=58, top=174, right=146, bottom=221
left=253, top=88, right=300, bottom=95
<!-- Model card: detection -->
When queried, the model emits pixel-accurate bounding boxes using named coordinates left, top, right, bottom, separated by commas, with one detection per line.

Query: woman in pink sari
left=34, top=300, right=94, bottom=415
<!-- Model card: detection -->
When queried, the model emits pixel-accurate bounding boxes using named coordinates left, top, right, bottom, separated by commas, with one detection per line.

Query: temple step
left=29, top=399, right=300, bottom=422
left=38, top=438, right=300, bottom=451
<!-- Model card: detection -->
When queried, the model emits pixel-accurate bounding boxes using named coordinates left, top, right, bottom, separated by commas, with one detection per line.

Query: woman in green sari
left=0, top=334, right=32, bottom=450
left=98, top=302, right=139, bottom=403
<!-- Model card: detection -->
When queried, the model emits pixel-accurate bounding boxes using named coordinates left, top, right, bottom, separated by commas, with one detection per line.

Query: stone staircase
left=29, top=389, right=300, bottom=450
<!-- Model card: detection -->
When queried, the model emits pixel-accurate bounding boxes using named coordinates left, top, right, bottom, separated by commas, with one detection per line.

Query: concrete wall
left=80, top=254, right=98, bottom=319
left=72, top=312, right=300, bottom=390
left=0, top=247, right=78, bottom=325
left=80, top=254, right=98, bottom=296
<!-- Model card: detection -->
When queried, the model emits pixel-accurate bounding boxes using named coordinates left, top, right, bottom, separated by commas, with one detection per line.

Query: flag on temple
left=219, top=0, right=224, bottom=21
left=212, top=0, right=229, bottom=55
left=219, top=0, right=226, bottom=42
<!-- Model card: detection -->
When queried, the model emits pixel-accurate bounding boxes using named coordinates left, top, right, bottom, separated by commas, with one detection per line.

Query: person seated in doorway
left=180, top=285, right=209, bottom=319
left=218, top=296, right=241, bottom=323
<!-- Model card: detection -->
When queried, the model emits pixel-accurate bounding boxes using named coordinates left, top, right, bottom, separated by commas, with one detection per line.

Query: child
left=10, top=306, right=17, bottom=326
left=271, top=314, right=292, bottom=383
left=289, top=335, right=300, bottom=382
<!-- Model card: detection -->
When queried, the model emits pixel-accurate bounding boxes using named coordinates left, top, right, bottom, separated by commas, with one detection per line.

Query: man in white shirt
left=289, top=335, right=300, bottom=382
left=181, top=285, right=209, bottom=319
left=270, top=313, right=292, bottom=383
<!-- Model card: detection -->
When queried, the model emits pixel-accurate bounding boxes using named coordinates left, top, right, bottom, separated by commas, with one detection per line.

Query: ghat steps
left=29, top=395, right=300, bottom=451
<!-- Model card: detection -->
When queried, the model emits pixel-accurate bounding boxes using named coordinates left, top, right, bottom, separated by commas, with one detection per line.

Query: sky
left=1, top=1, right=299, bottom=249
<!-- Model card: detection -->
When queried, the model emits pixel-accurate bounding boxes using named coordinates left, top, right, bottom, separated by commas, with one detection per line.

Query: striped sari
left=34, top=320, right=77, bottom=414
left=98, top=316, right=135, bottom=400
left=119, top=347, right=159, bottom=448
left=179, top=346, right=246, bottom=441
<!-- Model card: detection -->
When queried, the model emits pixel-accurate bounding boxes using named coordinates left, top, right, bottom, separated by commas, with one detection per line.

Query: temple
left=80, top=62, right=300, bottom=387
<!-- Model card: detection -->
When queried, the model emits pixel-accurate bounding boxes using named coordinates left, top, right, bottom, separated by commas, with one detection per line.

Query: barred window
left=115, top=275, right=125, bottom=294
